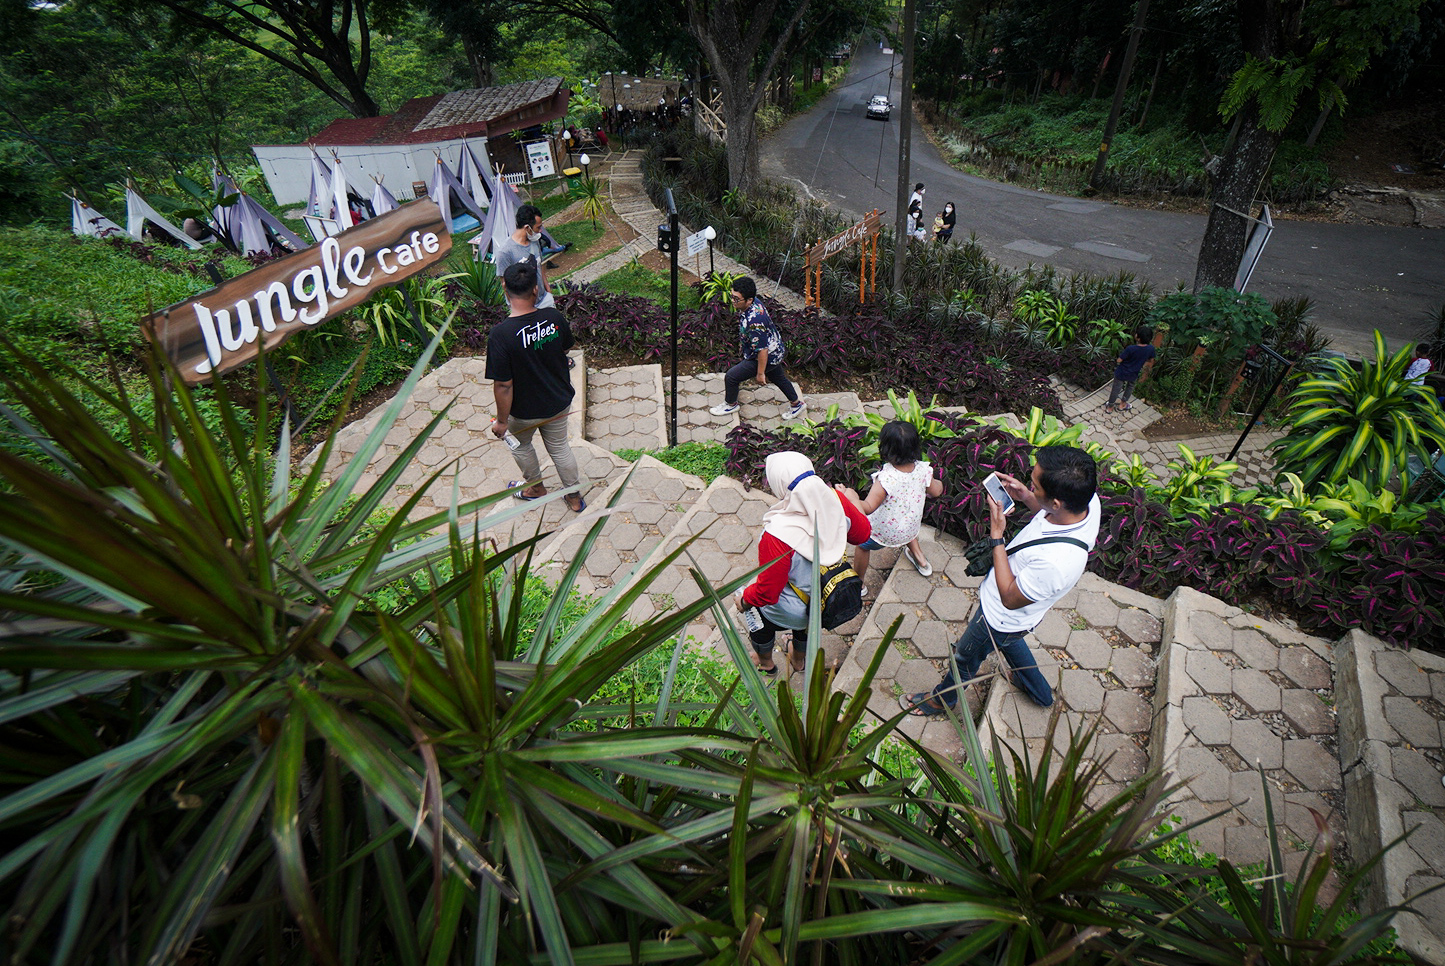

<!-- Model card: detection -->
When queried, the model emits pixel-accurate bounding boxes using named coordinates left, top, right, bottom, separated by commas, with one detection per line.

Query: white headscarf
left=760, top=452, right=848, bottom=564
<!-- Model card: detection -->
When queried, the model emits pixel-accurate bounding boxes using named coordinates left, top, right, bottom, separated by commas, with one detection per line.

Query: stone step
left=1151, top=586, right=1343, bottom=881
left=975, top=573, right=1165, bottom=807
left=1333, top=630, right=1445, bottom=964
left=586, top=364, right=668, bottom=451
left=532, top=453, right=710, bottom=626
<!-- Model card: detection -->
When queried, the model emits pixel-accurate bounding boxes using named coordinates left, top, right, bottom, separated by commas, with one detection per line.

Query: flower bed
left=724, top=415, right=1445, bottom=652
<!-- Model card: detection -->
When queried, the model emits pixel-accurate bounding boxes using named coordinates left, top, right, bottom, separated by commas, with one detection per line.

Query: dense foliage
left=0, top=336, right=1413, bottom=964
left=724, top=414, right=1445, bottom=651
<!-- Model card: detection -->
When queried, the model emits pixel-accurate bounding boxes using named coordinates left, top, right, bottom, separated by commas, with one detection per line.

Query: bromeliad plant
left=1272, top=329, right=1445, bottom=493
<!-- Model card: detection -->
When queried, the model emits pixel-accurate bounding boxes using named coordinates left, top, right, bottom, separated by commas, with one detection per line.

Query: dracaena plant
left=0, top=331, right=760, bottom=966
left=1272, top=329, right=1445, bottom=493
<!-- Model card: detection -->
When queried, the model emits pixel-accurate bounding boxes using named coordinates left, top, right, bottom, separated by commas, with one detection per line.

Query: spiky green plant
left=1271, top=330, right=1445, bottom=493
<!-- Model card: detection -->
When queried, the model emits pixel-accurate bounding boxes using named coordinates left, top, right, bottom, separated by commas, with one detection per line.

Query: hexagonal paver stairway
left=584, top=365, right=668, bottom=451
left=977, top=574, right=1165, bottom=806
left=307, top=353, right=621, bottom=532
left=1334, top=630, right=1445, bottom=963
left=530, top=454, right=710, bottom=626
left=1152, top=587, right=1345, bottom=881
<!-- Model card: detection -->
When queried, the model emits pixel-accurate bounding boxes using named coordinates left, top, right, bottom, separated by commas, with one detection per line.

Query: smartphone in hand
left=983, top=473, right=1015, bottom=514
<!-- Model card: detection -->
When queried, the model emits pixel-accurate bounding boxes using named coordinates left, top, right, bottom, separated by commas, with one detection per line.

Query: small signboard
left=525, top=141, right=556, bottom=179
left=685, top=228, right=710, bottom=257
left=145, top=200, right=451, bottom=384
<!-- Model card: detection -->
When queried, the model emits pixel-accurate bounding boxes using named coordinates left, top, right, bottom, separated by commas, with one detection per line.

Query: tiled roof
left=415, top=78, right=564, bottom=131
left=305, top=79, right=565, bottom=146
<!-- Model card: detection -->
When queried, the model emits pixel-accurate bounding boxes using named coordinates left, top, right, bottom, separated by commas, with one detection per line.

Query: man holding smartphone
left=903, top=446, right=1100, bottom=713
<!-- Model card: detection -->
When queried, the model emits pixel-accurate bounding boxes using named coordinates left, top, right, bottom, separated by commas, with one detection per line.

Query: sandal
left=566, top=496, right=587, bottom=513
left=901, top=691, right=948, bottom=717
left=509, top=481, right=541, bottom=501
left=756, top=661, right=780, bottom=677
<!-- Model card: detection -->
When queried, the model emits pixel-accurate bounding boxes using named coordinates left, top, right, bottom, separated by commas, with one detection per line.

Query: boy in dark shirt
left=1105, top=326, right=1156, bottom=413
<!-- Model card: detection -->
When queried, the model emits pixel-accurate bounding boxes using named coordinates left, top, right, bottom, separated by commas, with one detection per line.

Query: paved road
left=761, top=45, right=1444, bottom=359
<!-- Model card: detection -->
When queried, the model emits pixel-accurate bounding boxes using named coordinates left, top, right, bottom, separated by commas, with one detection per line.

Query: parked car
left=866, top=95, right=892, bottom=120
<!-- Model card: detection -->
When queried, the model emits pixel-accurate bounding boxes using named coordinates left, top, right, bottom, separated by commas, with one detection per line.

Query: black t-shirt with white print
left=484, top=307, right=575, bottom=420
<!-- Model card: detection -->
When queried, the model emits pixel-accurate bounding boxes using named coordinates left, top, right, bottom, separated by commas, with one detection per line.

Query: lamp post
left=562, top=128, right=573, bottom=167
left=579, top=153, right=591, bottom=185
left=704, top=225, right=717, bottom=276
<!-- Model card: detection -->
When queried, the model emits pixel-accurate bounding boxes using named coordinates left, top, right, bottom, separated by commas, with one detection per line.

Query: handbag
left=964, top=535, right=1090, bottom=577
left=788, top=559, right=864, bottom=630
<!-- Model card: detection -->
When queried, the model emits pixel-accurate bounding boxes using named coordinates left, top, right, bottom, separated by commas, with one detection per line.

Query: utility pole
left=1088, top=0, right=1151, bottom=189
left=892, top=0, right=917, bottom=291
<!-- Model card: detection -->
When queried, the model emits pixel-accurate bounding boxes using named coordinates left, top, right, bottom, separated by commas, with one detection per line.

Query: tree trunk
left=1136, top=50, right=1164, bottom=129
left=1193, top=104, right=1279, bottom=292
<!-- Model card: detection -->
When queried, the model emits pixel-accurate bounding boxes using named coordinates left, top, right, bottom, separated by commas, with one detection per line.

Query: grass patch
left=547, top=217, right=609, bottom=258
left=594, top=260, right=703, bottom=309
left=615, top=442, right=729, bottom=482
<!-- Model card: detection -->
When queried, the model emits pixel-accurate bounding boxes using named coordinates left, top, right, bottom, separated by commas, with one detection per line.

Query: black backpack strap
left=1005, top=536, right=1090, bottom=556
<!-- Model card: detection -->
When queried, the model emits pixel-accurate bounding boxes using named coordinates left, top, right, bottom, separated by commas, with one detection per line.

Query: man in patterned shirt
left=710, top=276, right=806, bottom=419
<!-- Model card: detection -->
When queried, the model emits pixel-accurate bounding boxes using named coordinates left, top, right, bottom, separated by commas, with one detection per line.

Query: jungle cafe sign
left=145, top=200, right=452, bottom=384
left=803, top=209, right=880, bottom=307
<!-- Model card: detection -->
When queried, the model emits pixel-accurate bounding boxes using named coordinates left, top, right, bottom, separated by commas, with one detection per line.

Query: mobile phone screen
left=984, top=474, right=1015, bottom=514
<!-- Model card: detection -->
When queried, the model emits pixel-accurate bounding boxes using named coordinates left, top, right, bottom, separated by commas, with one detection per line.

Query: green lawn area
left=594, top=260, right=703, bottom=309
left=546, top=217, right=608, bottom=255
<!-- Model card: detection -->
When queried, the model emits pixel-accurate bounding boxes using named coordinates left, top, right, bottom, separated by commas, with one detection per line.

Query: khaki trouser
left=506, top=410, right=579, bottom=489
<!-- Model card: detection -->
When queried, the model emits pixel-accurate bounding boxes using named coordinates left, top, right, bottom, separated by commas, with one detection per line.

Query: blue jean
left=931, top=607, right=1054, bottom=708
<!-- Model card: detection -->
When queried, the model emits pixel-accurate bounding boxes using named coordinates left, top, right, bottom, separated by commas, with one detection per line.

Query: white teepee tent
left=330, top=156, right=355, bottom=229
left=458, top=139, right=492, bottom=206
left=70, top=196, right=124, bottom=239
left=125, top=185, right=202, bottom=249
left=371, top=177, right=399, bottom=215
left=306, top=150, right=332, bottom=218
left=429, top=156, right=487, bottom=234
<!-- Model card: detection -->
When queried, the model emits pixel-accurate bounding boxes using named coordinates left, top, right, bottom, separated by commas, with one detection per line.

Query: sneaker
left=784, top=399, right=807, bottom=420
left=902, top=545, right=933, bottom=577
left=710, top=402, right=740, bottom=416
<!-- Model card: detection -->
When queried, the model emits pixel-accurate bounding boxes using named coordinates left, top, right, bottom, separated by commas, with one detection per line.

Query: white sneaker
left=710, top=402, right=740, bottom=416
left=784, top=399, right=807, bottom=420
left=902, top=545, right=933, bottom=577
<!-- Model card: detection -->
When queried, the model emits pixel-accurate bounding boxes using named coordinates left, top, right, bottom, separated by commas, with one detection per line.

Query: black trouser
left=724, top=359, right=798, bottom=405
left=749, top=612, right=808, bottom=658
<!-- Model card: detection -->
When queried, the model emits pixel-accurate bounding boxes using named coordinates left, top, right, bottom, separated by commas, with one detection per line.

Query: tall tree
left=119, top=0, right=381, bottom=117
left=686, top=0, right=815, bottom=192
left=1192, top=0, right=1424, bottom=292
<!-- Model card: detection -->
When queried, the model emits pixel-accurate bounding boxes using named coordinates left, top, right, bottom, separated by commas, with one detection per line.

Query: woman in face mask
left=937, top=202, right=956, bottom=244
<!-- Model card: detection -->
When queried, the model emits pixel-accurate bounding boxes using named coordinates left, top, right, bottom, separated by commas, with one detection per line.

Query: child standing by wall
left=1105, top=326, right=1157, bottom=413
left=1407, top=343, right=1434, bottom=385
left=835, top=421, right=944, bottom=590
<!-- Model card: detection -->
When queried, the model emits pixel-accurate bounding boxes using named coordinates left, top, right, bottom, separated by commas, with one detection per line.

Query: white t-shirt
left=866, top=461, right=933, bottom=547
left=979, top=493, right=1101, bottom=634
left=1406, top=357, right=1432, bottom=385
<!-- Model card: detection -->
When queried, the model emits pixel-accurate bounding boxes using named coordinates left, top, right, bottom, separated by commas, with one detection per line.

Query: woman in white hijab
left=735, top=452, right=871, bottom=674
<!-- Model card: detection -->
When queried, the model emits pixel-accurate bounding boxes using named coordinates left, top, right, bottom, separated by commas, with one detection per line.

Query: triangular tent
left=70, top=196, right=124, bottom=239
left=330, top=156, right=355, bottom=229
left=458, top=140, right=492, bottom=205
left=126, top=185, right=202, bottom=249
left=307, top=150, right=332, bottom=219
left=213, top=171, right=308, bottom=255
left=371, top=178, right=398, bottom=215
left=430, top=157, right=487, bottom=235
left=478, top=174, right=520, bottom=260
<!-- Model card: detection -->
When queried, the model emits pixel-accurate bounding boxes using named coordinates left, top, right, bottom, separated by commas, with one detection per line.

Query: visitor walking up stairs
left=312, top=352, right=1445, bottom=965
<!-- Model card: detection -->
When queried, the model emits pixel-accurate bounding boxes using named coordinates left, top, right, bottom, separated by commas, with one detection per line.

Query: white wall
left=251, top=139, right=496, bottom=208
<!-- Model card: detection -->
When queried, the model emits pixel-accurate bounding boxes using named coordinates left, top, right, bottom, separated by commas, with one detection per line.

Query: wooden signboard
left=145, top=200, right=451, bottom=384
left=803, top=209, right=880, bottom=307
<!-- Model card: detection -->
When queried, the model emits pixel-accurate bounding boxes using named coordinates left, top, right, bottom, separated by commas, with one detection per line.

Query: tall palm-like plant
left=1272, top=329, right=1445, bottom=492
left=0, top=333, right=748, bottom=965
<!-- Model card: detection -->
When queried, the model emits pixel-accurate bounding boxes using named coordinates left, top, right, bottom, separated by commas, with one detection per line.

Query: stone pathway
left=311, top=343, right=1443, bottom=963
left=1335, top=631, right=1445, bottom=964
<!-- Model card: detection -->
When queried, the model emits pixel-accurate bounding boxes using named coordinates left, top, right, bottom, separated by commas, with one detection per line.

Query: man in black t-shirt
left=486, top=262, right=585, bottom=512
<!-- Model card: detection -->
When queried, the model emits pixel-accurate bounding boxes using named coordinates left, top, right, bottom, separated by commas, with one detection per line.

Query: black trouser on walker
left=724, top=359, right=798, bottom=405
left=749, top=613, right=808, bottom=659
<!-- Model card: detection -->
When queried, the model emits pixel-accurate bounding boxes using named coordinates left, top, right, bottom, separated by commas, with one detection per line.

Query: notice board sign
left=145, top=200, right=451, bottom=384
left=525, top=141, right=556, bottom=179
